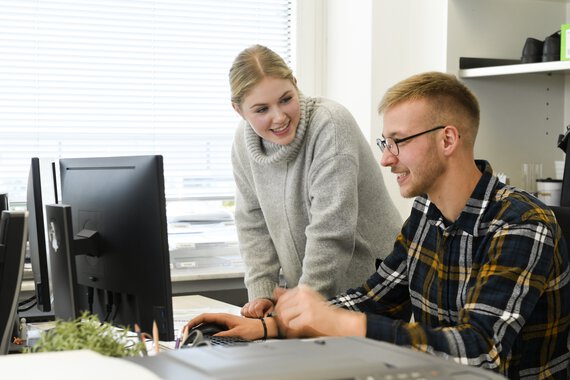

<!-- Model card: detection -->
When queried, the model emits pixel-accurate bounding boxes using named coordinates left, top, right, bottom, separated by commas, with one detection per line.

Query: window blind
left=0, top=0, right=293, bottom=203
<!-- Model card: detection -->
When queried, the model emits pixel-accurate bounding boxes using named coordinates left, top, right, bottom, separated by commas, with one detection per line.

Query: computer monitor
left=0, top=211, right=29, bottom=355
left=26, top=157, right=52, bottom=312
left=54, top=155, right=174, bottom=341
left=0, top=193, right=9, bottom=212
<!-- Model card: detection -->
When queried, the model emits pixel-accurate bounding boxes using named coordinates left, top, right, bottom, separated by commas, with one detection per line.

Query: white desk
left=2, top=295, right=241, bottom=380
left=172, top=293, right=241, bottom=328
left=172, top=294, right=242, bottom=313
left=157, top=294, right=243, bottom=351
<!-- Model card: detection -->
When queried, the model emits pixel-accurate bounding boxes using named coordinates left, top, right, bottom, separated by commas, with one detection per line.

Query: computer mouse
left=191, top=322, right=228, bottom=336
left=182, top=322, right=228, bottom=347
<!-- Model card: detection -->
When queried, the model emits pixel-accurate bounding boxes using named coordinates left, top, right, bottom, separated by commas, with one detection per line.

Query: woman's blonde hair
left=229, top=44, right=296, bottom=106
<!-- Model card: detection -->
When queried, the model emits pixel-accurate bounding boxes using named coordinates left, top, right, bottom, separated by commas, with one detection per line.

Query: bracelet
left=259, top=317, right=268, bottom=341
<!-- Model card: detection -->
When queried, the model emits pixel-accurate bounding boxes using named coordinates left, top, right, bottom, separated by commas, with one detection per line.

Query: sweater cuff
left=247, top=281, right=278, bottom=301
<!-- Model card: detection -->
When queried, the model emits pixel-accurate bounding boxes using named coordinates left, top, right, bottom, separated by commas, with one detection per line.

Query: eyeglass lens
left=377, top=138, right=398, bottom=155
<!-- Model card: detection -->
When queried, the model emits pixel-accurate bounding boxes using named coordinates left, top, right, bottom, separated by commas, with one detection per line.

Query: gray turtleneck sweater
left=232, top=95, right=402, bottom=301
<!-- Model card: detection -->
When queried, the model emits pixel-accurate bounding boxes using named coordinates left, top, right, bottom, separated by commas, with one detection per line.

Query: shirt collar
left=423, top=160, right=499, bottom=235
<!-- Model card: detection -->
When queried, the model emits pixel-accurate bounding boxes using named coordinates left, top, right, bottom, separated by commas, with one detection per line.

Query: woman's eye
left=281, top=96, right=292, bottom=104
left=255, top=107, right=268, bottom=113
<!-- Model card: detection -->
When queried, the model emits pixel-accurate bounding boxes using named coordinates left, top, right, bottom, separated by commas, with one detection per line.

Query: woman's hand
left=184, top=313, right=268, bottom=341
left=241, top=298, right=274, bottom=318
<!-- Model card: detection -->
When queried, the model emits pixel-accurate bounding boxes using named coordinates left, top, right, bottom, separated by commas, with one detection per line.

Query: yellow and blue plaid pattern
left=332, top=161, right=570, bottom=379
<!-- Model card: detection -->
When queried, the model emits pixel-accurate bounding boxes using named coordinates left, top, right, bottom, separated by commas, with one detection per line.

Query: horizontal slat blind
left=0, top=0, right=293, bottom=202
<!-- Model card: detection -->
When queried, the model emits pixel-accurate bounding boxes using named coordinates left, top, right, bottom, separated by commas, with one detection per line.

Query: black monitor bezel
left=58, top=155, right=174, bottom=341
left=0, top=211, right=29, bottom=354
left=27, top=157, right=52, bottom=312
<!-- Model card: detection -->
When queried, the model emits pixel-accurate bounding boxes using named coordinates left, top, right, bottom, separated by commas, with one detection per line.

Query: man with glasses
left=187, top=72, right=570, bottom=378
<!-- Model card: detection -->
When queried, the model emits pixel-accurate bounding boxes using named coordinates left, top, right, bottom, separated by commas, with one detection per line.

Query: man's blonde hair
left=379, top=72, right=480, bottom=145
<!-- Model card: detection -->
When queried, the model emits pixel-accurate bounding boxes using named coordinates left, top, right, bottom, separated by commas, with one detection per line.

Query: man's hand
left=273, top=285, right=366, bottom=338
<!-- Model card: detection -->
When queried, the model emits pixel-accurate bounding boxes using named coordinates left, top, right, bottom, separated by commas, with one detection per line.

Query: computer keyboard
left=202, top=335, right=250, bottom=347
left=180, top=333, right=251, bottom=348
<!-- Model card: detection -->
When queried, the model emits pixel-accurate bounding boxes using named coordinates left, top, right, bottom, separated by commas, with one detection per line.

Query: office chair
left=0, top=211, right=29, bottom=355
left=550, top=206, right=570, bottom=377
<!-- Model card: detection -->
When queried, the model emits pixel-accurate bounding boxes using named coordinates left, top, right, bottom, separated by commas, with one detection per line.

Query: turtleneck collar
left=244, top=93, right=317, bottom=165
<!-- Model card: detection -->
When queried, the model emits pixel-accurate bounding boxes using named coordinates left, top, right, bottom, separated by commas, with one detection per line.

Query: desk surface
left=170, top=295, right=241, bottom=345
left=3, top=295, right=240, bottom=380
left=3, top=295, right=507, bottom=380
left=172, top=294, right=241, bottom=323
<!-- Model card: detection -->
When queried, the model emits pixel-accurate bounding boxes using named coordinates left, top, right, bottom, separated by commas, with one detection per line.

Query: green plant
left=24, top=312, right=146, bottom=357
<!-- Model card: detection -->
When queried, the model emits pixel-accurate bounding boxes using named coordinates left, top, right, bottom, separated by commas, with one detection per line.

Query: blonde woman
left=230, top=45, right=401, bottom=318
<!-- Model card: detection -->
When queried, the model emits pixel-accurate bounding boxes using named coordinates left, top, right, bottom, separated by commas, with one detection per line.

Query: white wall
left=298, top=0, right=570, bottom=218
left=293, top=0, right=326, bottom=97
left=297, top=0, right=448, bottom=219
left=447, top=0, right=567, bottom=186
left=369, top=0, right=448, bottom=218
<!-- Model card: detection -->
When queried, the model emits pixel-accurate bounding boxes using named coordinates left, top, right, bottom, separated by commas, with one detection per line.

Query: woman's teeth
left=272, top=122, right=289, bottom=133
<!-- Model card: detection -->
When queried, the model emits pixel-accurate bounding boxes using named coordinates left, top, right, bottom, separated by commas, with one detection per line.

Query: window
left=0, top=0, right=293, bottom=204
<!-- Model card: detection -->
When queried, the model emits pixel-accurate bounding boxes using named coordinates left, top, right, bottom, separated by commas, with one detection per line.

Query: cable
left=87, top=287, right=94, bottom=314
left=103, top=291, right=114, bottom=323
left=18, top=294, right=36, bottom=307
left=17, top=300, right=38, bottom=312
left=110, top=294, right=121, bottom=322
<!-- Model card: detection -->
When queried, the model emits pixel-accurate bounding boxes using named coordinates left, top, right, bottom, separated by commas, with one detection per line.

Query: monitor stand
left=46, top=204, right=81, bottom=321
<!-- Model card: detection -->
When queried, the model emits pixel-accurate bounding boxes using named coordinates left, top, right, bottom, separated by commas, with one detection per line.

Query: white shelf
left=458, top=60, right=570, bottom=78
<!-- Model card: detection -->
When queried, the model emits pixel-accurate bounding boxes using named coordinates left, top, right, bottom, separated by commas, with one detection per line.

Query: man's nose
left=380, top=148, right=397, bottom=167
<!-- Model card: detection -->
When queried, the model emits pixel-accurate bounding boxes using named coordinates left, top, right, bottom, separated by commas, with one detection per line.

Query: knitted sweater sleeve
left=231, top=124, right=282, bottom=301
left=298, top=103, right=373, bottom=296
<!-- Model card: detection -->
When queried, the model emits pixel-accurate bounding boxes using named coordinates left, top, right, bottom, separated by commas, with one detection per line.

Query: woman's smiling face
left=235, top=76, right=300, bottom=145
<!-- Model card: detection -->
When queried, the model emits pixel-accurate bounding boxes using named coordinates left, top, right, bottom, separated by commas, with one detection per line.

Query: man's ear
left=232, top=102, right=243, bottom=118
left=441, top=125, right=460, bottom=156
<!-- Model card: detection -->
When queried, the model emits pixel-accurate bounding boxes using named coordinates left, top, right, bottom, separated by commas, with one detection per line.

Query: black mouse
left=182, top=322, right=227, bottom=347
left=190, top=322, right=227, bottom=336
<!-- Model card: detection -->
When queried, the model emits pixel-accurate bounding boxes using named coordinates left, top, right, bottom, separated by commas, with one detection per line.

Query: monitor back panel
left=0, top=211, right=28, bottom=355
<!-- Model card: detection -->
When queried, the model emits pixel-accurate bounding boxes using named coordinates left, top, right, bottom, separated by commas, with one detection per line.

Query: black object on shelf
left=542, top=31, right=561, bottom=62
left=459, top=57, right=520, bottom=69
left=521, top=38, right=544, bottom=63
left=557, top=126, right=570, bottom=207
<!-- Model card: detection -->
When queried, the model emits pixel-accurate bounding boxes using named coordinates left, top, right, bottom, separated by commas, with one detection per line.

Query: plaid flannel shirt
left=331, top=160, right=570, bottom=379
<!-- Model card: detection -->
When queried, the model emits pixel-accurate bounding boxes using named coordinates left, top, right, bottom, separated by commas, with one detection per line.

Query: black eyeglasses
left=376, top=126, right=445, bottom=156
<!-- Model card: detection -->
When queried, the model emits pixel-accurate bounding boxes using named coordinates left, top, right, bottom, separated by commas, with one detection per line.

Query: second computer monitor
left=27, top=158, right=52, bottom=313
left=58, top=155, right=174, bottom=341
